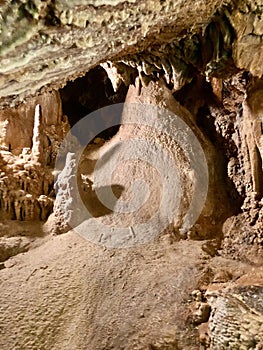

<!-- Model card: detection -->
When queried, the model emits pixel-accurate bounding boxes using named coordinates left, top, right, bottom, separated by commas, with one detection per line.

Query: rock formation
left=0, top=91, right=70, bottom=222
left=206, top=285, right=263, bottom=349
left=0, top=0, right=262, bottom=349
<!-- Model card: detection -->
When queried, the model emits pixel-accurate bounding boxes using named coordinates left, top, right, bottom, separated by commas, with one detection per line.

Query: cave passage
left=59, top=66, right=129, bottom=142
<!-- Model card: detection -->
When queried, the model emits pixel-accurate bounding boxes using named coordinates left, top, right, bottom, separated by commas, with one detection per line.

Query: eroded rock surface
left=0, top=0, right=263, bottom=107
left=0, top=0, right=262, bottom=349
left=0, top=0, right=227, bottom=106
left=0, top=91, right=70, bottom=222
left=206, top=284, right=263, bottom=349
left=0, top=231, right=211, bottom=350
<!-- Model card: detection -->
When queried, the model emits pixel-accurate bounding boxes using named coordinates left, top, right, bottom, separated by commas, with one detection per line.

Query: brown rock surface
left=0, top=90, right=70, bottom=222
left=206, top=282, right=263, bottom=349
left=0, top=0, right=227, bottom=106
left=0, top=0, right=262, bottom=349
left=0, top=0, right=262, bottom=107
left=0, top=231, right=210, bottom=350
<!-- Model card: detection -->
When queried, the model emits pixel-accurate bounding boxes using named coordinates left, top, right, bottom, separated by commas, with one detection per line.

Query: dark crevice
left=174, top=75, right=244, bottom=216
left=60, top=65, right=128, bottom=141
left=44, top=1, right=61, bottom=27
left=196, top=105, right=243, bottom=214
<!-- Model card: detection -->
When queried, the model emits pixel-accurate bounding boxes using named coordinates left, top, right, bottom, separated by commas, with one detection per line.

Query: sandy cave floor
left=0, top=227, right=261, bottom=350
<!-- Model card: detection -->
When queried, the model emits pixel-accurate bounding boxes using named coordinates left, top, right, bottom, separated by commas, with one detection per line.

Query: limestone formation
left=206, top=285, right=263, bottom=349
left=0, top=1, right=262, bottom=108
left=0, top=236, right=32, bottom=262
left=0, top=0, right=262, bottom=349
left=31, top=104, right=44, bottom=163
left=53, top=151, right=84, bottom=234
left=242, top=81, right=263, bottom=201
left=0, top=0, right=228, bottom=107
left=0, top=91, right=70, bottom=221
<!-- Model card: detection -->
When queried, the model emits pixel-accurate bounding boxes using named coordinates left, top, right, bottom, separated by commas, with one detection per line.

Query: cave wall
left=0, top=0, right=261, bottom=227
left=0, top=91, right=70, bottom=221
left=0, top=1, right=262, bottom=350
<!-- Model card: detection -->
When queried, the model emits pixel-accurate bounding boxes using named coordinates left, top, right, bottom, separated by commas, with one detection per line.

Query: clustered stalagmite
left=0, top=91, right=70, bottom=221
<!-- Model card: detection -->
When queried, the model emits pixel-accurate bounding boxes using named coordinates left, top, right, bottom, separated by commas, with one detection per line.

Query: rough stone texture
left=53, top=151, right=83, bottom=234
left=0, top=232, right=209, bottom=350
left=232, top=0, right=263, bottom=76
left=196, top=71, right=263, bottom=216
left=242, top=80, right=263, bottom=200
left=0, top=91, right=70, bottom=222
left=52, top=77, right=236, bottom=246
left=114, top=78, right=231, bottom=238
left=206, top=284, right=263, bottom=349
left=0, top=0, right=228, bottom=107
left=0, top=220, right=46, bottom=262
left=0, top=236, right=31, bottom=262
left=221, top=211, right=263, bottom=266
left=0, top=0, right=262, bottom=108
left=0, top=0, right=262, bottom=349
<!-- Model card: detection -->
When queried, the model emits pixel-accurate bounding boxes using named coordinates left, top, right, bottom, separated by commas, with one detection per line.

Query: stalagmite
left=0, top=0, right=262, bottom=348
left=0, top=91, right=70, bottom=221
left=31, top=104, right=44, bottom=164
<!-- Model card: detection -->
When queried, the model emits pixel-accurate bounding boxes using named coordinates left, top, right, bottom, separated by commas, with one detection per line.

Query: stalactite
left=0, top=91, right=70, bottom=221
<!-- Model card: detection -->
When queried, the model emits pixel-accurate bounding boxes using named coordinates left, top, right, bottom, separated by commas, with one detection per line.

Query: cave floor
left=0, top=228, right=261, bottom=350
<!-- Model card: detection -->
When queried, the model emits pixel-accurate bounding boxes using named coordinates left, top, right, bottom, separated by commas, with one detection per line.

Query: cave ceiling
left=0, top=0, right=262, bottom=108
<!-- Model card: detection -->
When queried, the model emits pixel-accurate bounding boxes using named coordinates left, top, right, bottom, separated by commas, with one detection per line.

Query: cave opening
left=59, top=65, right=129, bottom=142
left=174, top=74, right=245, bottom=217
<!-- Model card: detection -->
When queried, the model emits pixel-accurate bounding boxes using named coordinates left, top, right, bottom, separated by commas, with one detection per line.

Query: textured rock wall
left=0, top=0, right=227, bottom=107
left=0, top=1, right=262, bottom=349
left=206, top=285, right=263, bottom=349
left=0, top=0, right=262, bottom=107
left=0, top=91, right=70, bottom=221
left=242, top=81, right=263, bottom=200
left=0, top=0, right=261, bottom=242
left=54, top=78, right=229, bottom=241
left=232, top=0, right=263, bottom=76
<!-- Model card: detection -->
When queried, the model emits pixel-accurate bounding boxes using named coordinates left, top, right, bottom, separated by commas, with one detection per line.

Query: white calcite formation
left=0, top=91, right=70, bottom=221
left=53, top=152, right=83, bottom=234
left=31, top=104, right=44, bottom=164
